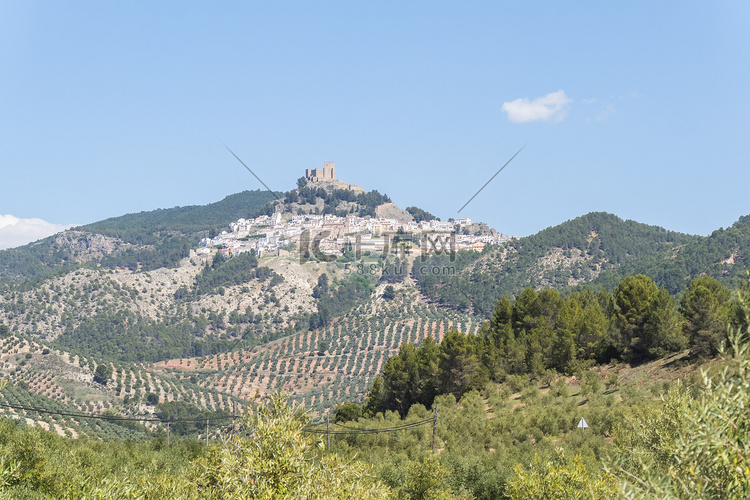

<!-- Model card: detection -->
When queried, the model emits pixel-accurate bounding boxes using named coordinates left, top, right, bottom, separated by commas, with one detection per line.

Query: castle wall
left=324, top=162, right=336, bottom=180
left=306, top=162, right=337, bottom=182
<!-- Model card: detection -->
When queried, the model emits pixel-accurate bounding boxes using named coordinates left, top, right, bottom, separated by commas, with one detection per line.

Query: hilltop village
left=200, top=163, right=517, bottom=259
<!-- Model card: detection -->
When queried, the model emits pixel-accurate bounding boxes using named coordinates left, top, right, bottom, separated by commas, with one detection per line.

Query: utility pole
left=232, top=401, right=237, bottom=442
left=206, top=418, right=209, bottom=446
left=326, top=410, right=330, bottom=451
left=166, top=422, right=170, bottom=446
left=432, top=405, right=438, bottom=454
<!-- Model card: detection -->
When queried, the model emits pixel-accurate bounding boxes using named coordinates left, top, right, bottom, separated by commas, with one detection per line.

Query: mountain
left=415, top=212, right=750, bottom=317
left=0, top=189, right=276, bottom=283
left=1, top=183, right=750, bottom=436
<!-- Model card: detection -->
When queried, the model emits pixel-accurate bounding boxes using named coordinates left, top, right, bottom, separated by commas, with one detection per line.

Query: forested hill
left=602, top=214, right=750, bottom=291
left=415, top=211, right=750, bottom=315
left=0, top=189, right=276, bottom=283
left=83, top=189, right=277, bottom=238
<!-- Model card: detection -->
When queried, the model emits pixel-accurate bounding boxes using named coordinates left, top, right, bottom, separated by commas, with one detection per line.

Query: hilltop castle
left=306, top=162, right=337, bottom=183
left=305, top=162, right=364, bottom=192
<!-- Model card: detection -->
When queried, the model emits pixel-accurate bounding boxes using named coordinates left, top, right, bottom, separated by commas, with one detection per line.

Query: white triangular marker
left=577, top=417, right=588, bottom=429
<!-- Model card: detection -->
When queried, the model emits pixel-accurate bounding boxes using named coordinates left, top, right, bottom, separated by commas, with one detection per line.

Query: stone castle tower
left=305, top=162, right=336, bottom=182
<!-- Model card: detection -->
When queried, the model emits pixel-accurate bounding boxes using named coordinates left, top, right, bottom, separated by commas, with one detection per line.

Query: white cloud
left=501, top=90, right=572, bottom=123
left=0, top=215, right=74, bottom=250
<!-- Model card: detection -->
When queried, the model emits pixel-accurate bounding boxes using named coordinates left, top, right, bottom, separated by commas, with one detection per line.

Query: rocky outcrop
left=53, top=230, right=128, bottom=261
left=376, top=203, right=415, bottom=224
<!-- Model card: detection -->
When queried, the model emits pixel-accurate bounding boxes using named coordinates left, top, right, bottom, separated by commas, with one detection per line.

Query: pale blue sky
left=1, top=1, right=748, bottom=247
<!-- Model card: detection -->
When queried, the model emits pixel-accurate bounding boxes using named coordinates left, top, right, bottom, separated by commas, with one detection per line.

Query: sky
left=1, top=1, right=749, bottom=249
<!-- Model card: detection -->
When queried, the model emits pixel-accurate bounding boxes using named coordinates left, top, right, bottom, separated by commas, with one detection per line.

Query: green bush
left=507, top=449, right=617, bottom=499
left=191, top=394, right=390, bottom=499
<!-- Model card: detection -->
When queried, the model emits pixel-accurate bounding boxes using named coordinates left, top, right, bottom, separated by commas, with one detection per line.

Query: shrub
left=578, top=370, right=600, bottom=397
left=505, top=374, right=527, bottom=393
left=93, top=364, right=112, bottom=385
left=507, top=449, right=617, bottom=499
left=605, top=373, right=618, bottom=391
left=191, top=394, right=390, bottom=498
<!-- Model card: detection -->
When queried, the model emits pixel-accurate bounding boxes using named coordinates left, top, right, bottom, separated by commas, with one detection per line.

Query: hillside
left=414, top=212, right=750, bottom=315
left=158, top=286, right=481, bottom=413
left=1, top=184, right=750, bottom=435
left=0, top=189, right=276, bottom=283
left=0, top=330, right=238, bottom=440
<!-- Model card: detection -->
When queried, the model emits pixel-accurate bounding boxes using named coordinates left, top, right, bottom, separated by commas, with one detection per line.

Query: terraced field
left=159, top=290, right=483, bottom=413
left=0, top=334, right=243, bottom=438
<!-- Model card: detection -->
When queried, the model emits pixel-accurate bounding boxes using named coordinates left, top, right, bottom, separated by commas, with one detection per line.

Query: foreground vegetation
left=0, top=393, right=390, bottom=499
left=0, top=328, right=747, bottom=498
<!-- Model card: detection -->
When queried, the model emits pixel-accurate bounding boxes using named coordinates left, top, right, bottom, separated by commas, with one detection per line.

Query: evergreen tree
left=679, top=275, right=732, bottom=357
left=382, top=343, right=423, bottom=416
left=93, top=363, right=112, bottom=385
left=438, top=331, right=487, bottom=397
left=575, top=290, right=609, bottom=362
left=550, top=297, right=581, bottom=373
left=641, top=287, right=685, bottom=359
left=486, top=296, right=525, bottom=377
left=613, top=275, right=683, bottom=362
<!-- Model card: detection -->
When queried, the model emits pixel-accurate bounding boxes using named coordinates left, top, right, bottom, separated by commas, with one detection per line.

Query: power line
left=458, top=145, right=525, bottom=214
left=0, top=400, right=433, bottom=438
left=0, top=401, right=234, bottom=424
left=332, top=418, right=432, bottom=431
left=223, top=144, right=282, bottom=202
left=302, top=417, right=432, bottom=435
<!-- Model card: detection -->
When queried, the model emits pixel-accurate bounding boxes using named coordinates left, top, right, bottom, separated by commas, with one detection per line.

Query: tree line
left=364, top=274, right=738, bottom=417
left=283, top=182, right=392, bottom=218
